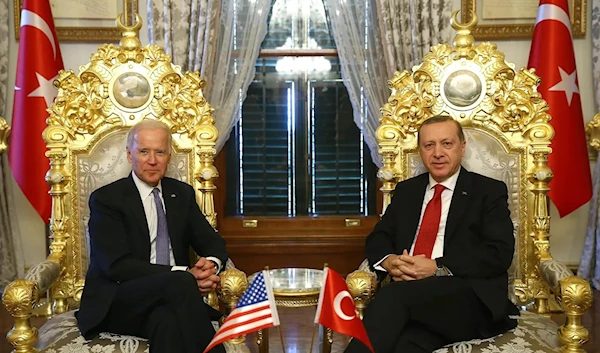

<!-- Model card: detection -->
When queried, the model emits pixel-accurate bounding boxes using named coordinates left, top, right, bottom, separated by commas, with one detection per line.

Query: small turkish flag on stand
left=528, top=0, right=592, bottom=217
left=10, top=0, right=64, bottom=224
left=315, top=267, right=374, bottom=353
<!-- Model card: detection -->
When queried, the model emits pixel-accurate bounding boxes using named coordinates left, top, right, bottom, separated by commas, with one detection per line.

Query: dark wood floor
left=2, top=292, right=599, bottom=353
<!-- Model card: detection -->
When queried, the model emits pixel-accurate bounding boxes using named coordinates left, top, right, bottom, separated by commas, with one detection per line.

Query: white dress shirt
left=374, top=168, right=461, bottom=271
left=131, top=172, right=221, bottom=272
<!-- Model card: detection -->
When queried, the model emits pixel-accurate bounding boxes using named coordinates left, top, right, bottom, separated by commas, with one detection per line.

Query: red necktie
left=413, top=184, right=446, bottom=258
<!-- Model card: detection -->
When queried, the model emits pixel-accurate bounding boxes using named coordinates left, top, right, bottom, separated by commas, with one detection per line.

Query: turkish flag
left=527, top=0, right=592, bottom=217
left=10, top=0, right=64, bottom=224
left=315, top=267, right=374, bottom=353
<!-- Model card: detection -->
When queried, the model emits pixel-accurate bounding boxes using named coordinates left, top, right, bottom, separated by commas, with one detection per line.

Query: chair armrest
left=24, top=260, right=62, bottom=294
left=539, top=259, right=593, bottom=353
left=539, top=259, right=574, bottom=289
left=2, top=259, right=60, bottom=352
left=2, top=259, right=61, bottom=317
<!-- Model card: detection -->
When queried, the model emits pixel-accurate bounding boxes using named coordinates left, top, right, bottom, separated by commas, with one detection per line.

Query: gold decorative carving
left=586, top=113, right=600, bottom=161
left=219, top=268, right=249, bottom=345
left=557, top=277, right=592, bottom=353
left=2, top=280, right=39, bottom=317
left=2, top=279, right=39, bottom=352
left=0, top=117, right=10, bottom=154
left=558, top=276, right=593, bottom=312
left=346, top=270, right=377, bottom=320
left=271, top=298, right=319, bottom=308
left=219, top=268, right=249, bottom=314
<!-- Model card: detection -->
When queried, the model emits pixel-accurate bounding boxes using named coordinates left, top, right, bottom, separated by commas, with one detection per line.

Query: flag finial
left=116, top=12, right=142, bottom=50
left=451, top=10, right=477, bottom=59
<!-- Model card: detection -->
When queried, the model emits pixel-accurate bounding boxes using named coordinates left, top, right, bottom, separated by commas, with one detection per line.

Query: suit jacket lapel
left=123, top=175, right=151, bottom=260
left=402, top=174, right=429, bottom=250
left=444, top=168, right=471, bottom=245
left=162, top=178, right=184, bottom=264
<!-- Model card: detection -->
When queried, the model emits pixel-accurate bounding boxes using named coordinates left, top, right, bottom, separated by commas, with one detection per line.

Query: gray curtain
left=377, top=0, right=452, bottom=76
left=323, top=0, right=452, bottom=167
left=147, top=0, right=271, bottom=152
left=147, top=0, right=218, bottom=73
left=578, top=0, right=600, bottom=290
left=0, top=0, right=24, bottom=290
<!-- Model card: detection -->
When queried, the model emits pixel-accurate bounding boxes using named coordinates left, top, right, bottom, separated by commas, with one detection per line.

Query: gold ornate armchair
left=346, top=13, right=593, bottom=353
left=2, top=17, right=249, bottom=353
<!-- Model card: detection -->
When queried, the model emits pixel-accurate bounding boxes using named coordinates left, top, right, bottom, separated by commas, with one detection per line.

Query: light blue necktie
left=152, top=188, right=170, bottom=265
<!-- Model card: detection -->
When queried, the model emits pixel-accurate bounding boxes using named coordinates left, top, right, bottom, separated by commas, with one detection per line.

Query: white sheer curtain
left=578, top=0, right=600, bottom=289
left=324, top=0, right=452, bottom=166
left=323, top=0, right=390, bottom=166
left=148, top=0, right=271, bottom=151
left=0, top=0, right=24, bottom=289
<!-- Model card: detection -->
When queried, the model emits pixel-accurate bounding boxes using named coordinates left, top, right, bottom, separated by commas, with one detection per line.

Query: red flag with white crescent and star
left=10, top=0, right=64, bottom=224
left=528, top=0, right=592, bottom=217
left=315, top=267, right=374, bottom=353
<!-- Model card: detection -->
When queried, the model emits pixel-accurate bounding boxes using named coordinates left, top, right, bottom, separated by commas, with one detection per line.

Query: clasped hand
left=382, top=250, right=437, bottom=281
left=188, top=257, right=220, bottom=293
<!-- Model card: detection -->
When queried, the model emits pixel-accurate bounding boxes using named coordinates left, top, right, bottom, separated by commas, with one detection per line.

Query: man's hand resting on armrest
left=383, top=250, right=438, bottom=281
left=188, top=257, right=221, bottom=293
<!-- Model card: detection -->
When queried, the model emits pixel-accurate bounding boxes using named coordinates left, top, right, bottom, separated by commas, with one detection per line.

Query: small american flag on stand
left=203, top=270, right=280, bottom=353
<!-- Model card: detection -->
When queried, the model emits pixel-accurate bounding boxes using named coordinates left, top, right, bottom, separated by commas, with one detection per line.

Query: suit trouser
left=344, top=276, right=488, bottom=353
left=97, top=271, right=225, bottom=353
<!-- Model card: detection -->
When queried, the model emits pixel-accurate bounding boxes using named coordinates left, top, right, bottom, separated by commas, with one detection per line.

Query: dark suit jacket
left=366, top=168, right=519, bottom=326
left=77, top=175, right=228, bottom=337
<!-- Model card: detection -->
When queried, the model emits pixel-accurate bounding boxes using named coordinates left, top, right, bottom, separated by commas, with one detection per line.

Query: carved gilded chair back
left=344, top=13, right=591, bottom=353
left=44, top=20, right=219, bottom=308
left=2, top=17, right=250, bottom=353
left=375, top=14, right=553, bottom=308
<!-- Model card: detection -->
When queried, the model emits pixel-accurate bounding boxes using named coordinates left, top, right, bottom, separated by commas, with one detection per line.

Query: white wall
left=4, top=0, right=595, bottom=268
left=5, top=0, right=149, bottom=268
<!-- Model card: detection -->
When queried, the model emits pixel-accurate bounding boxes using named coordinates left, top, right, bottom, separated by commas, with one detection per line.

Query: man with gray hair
left=77, top=119, right=227, bottom=353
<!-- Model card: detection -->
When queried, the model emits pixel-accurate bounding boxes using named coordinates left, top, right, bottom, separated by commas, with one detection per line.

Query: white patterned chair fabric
left=345, top=12, right=593, bottom=353
left=2, top=17, right=249, bottom=353
left=35, top=260, right=245, bottom=353
left=35, top=300, right=247, bottom=353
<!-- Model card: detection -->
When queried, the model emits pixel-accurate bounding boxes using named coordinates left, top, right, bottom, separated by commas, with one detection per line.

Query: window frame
left=214, top=3, right=382, bottom=273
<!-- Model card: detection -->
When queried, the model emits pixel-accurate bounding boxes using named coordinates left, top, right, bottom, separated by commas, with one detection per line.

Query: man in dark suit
left=345, top=116, right=518, bottom=353
left=77, top=119, right=227, bottom=353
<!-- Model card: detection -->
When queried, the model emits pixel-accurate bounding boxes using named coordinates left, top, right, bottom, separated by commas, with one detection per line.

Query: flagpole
left=308, top=323, right=318, bottom=353
left=313, top=263, right=329, bottom=353
left=264, top=265, right=287, bottom=353
left=277, top=325, right=287, bottom=353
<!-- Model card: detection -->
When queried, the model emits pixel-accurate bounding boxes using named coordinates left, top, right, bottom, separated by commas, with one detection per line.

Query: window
left=224, top=0, right=377, bottom=218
